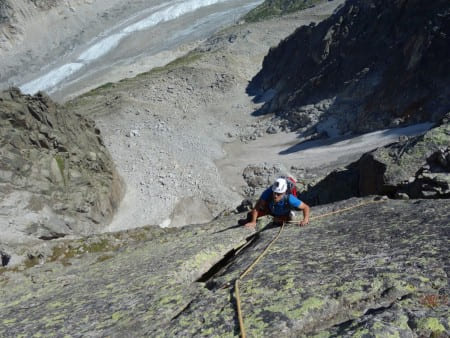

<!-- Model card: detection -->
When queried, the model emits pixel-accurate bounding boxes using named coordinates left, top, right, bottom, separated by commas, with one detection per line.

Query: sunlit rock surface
left=0, top=198, right=448, bottom=337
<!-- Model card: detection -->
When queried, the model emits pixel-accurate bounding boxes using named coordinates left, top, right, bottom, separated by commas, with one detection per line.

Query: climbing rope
left=234, top=222, right=285, bottom=338
left=234, top=198, right=385, bottom=338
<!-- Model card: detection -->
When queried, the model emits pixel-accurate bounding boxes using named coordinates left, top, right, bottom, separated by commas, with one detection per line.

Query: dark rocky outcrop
left=0, top=88, right=124, bottom=247
left=250, top=0, right=450, bottom=134
left=301, top=120, right=450, bottom=205
left=300, top=162, right=360, bottom=205
left=0, top=198, right=448, bottom=337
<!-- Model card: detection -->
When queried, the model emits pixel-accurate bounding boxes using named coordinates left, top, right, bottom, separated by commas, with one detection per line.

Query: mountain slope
left=251, top=0, right=450, bottom=134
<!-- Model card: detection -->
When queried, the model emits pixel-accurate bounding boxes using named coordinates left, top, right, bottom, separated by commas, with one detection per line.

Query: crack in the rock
left=196, top=232, right=261, bottom=288
left=170, top=300, right=194, bottom=322
left=196, top=222, right=289, bottom=291
left=329, top=292, right=412, bottom=336
left=363, top=293, right=412, bottom=316
left=406, top=311, right=417, bottom=331
left=38, top=233, right=66, bottom=240
left=0, top=251, right=10, bottom=267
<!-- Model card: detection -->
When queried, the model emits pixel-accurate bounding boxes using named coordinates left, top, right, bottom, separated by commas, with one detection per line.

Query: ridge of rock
left=0, top=88, right=124, bottom=262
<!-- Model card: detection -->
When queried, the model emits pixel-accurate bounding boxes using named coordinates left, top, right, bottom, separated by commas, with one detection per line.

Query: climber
left=239, top=177, right=310, bottom=229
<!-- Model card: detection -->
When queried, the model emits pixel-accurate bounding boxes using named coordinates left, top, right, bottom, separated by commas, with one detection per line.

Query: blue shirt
left=260, top=188, right=302, bottom=216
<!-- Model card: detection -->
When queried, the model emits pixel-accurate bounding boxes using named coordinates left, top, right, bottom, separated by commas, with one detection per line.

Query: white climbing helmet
left=272, top=178, right=287, bottom=194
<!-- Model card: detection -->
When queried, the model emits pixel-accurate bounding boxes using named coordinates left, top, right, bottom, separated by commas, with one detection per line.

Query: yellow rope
left=234, top=279, right=245, bottom=338
left=234, top=199, right=384, bottom=337
left=235, top=222, right=285, bottom=338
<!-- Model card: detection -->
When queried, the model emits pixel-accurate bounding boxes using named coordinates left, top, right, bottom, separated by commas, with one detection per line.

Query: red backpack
left=281, top=176, right=298, bottom=197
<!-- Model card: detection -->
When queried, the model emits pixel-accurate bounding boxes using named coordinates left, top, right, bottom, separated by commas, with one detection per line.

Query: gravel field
left=69, top=0, right=359, bottom=230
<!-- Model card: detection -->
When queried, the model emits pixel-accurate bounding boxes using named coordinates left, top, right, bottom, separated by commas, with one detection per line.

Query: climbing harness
left=234, top=198, right=385, bottom=338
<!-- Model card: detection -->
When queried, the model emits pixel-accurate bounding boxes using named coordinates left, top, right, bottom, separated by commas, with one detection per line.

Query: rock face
left=0, top=88, right=123, bottom=247
left=251, top=0, right=450, bottom=134
left=301, top=120, right=450, bottom=205
left=359, top=122, right=450, bottom=199
left=0, top=198, right=448, bottom=337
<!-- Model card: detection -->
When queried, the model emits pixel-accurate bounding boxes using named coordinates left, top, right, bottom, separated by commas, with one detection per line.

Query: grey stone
left=395, top=192, right=410, bottom=200
left=266, top=125, right=278, bottom=134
